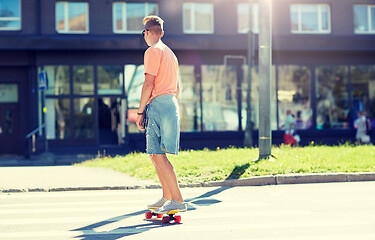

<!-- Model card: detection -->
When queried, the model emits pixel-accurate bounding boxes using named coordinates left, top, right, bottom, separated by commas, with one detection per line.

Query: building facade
left=0, top=0, right=374, bottom=156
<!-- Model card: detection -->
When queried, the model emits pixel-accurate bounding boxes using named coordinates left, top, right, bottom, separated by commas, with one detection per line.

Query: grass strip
left=76, top=144, right=375, bottom=184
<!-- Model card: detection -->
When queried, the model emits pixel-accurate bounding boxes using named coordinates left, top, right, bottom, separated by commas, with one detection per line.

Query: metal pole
left=244, top=0, right=253, bottom=147
left=258, top=0, right=272, bottom=159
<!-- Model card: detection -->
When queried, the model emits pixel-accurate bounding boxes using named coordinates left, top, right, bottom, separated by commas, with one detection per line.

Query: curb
left=1, top=172, right=375, bottom=193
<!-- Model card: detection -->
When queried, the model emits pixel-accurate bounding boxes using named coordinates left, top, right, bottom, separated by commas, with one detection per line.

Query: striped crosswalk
left=0, top=182, right=374, bottom=240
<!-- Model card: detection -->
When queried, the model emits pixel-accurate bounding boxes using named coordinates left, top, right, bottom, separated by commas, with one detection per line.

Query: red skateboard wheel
left=174, top=215, right=181, bottom=223
left=162, top=216, right=170, bottom=223
left=157, top=214, right=163, bottom=218
left=145, top=212, right=152, bottom=219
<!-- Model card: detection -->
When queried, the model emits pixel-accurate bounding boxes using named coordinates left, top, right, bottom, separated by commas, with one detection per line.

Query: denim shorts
left=146, top=94, right=180, bottom=155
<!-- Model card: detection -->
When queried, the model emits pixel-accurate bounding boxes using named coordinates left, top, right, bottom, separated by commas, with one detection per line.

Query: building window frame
left=290, top=4, right=331, bottom=34
left=55, top=1, right=89, bottom=34
left=183, top=2, right=214, bottom=34
left=0, top=0, right=21, bottom=31
left=112, top=2, right=159, bottom=34
left=354, top=4, right=375, bottom=34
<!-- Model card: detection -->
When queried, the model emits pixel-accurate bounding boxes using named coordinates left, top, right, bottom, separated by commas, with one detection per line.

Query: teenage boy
left=136, top=15, right=187, bottom=214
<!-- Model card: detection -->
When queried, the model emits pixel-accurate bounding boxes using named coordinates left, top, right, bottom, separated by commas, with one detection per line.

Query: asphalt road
left=1, top=182, right=374, bottom=240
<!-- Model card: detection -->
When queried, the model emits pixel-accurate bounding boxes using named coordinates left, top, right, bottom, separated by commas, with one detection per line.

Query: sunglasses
left=142, top=29, right=149, bottom=37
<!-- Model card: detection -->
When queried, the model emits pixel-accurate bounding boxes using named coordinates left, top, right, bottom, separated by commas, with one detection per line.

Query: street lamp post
left=258, top=0, right=272, bottom=159
left=244, top=0, right=254, bottom=147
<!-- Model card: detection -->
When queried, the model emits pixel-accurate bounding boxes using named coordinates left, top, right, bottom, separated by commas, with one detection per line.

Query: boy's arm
left=176, top=81, right=180, bottom=99
left=136, top=74, right=155, bottom=130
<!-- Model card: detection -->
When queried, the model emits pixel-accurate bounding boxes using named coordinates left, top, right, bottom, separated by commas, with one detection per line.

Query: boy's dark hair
left=143, top=15, right=164, bottom=35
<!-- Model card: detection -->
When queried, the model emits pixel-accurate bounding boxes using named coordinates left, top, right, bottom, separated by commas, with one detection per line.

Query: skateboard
left=145, top=209, right=182, bottom=223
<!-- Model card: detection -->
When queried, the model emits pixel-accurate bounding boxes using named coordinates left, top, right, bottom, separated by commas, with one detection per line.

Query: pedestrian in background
left=354, top=111, right=371, bottom=144
left=136, top=15, right=187, bottom=214
left=281, top=110, right=300, bottom=145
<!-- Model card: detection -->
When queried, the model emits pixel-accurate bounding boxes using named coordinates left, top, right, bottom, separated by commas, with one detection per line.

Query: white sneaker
left=154, top=200, right=188, bottom=214
left=147, top=197, right=168, bottom=210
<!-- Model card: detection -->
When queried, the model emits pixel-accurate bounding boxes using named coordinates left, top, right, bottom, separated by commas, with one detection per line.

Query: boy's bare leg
left=150, top=155, right=172, bottom=200
left=150, top=154, right=183, bottom=203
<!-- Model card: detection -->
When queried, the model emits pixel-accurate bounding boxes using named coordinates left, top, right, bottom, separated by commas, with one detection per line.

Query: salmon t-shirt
left=144, top=41, right=179, bottom=103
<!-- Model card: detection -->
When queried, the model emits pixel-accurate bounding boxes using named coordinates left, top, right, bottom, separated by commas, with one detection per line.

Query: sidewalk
left=1, top=155, right=375, bottom=193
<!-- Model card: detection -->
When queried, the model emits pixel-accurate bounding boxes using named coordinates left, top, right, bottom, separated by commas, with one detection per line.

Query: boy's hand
left=136, top=114, right=145, bottom=131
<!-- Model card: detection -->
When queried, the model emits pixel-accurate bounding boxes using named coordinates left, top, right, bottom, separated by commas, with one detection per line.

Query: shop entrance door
left=0, top=103, right=20, bottom=155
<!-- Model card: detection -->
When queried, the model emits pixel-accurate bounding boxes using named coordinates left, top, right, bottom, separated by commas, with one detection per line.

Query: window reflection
left=98, top=65, right=123, bottom=95
left=183, top=3, right=213, bottom=33
left=242, top=65, right=277, bottom=131
left=113, top=2, right=159, bottom=33
left=56, top=2, right=89, bottom=33
left=43, top=66, right=70, bottom=95
left=316, top=66, right=349, bottom=129
left=46, top=98, right=70, bottom=139
left=124, top=64, right=145, bottom=133
left=73, top=65, right=94, bottom=95
left=179, top=65, right=201, bottom=132
left=278, top=65, right=312, bottom=130
left=75, top=98, right=95, bottom=138
left=351, top=65, right=375, bottom=127
left=201, top=65, right=238, bottom=131
left=0, top=0, right=21, bottom=30
left=237, top=3, right=259, bottom=34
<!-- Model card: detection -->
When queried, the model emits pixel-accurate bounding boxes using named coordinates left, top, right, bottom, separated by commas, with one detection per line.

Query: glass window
left=97, top=65, right=123, bottom=95
left=74, top=98, right=95, bottom=138
left=113, top=2, right=158, bottom=33
left=201, top=65, right=241, bottom=131
left=42, top=66, right=70, bottom=95
left=354, top=5, right=375, bottom=34
left=73, top=65, right=94, bottom=95
left=351, top=65, right=375, bottom=127
left=0, top=0, right=21, bottom=30
left=183, top=3, right=214, bottom=34
left=46, top=98, right=70, bottom=140
left=56, top=2, right=89, bottom=33
left=242, top=65, right=277, bottom=131
left=124, top=64, right=145, bottom=133
left=98, top=97, right=124, bottom=145
left=290, top=4, right=331, bottom=34
left=0, top=83, right=18, bottom=103
left=237, top=3, right=259, bottom=34
left=316, top=66, right=349, bottom=129
left=278, top=66, right=312, bottom=130
left=179, top=65, right=201, bottom=132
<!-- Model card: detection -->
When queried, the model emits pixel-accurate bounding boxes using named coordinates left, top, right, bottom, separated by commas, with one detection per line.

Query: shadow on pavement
left=72, top=187, right=232, bottom=239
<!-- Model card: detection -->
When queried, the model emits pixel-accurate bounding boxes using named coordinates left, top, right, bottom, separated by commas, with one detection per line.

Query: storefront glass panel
left=74, top=98, right=95, bottom=138
left=43, top=65, right=70, bottom=95
left=98, top=97, right=124, bottom=145
left=73, top=65, right=94, bottom=95
left=241, top=65, right=277, bottom=131
left=316, top=66, right=349, bottom=129
left=98, top=65, right=123, bottom=95
left=124, top=64, right=144, bottom=133
left=201, top=65, right=238, bottom=131
left=46, top=98, right=70, bottom=139
left=351, top=65, right=375, bottom=124
left=278, top=65, right=312, bottom=130
left=179, top=65, right=201, bottom=132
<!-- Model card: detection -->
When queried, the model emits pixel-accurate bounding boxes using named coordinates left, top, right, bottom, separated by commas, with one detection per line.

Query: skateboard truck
left=162, top=210, right=181, bottom=223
